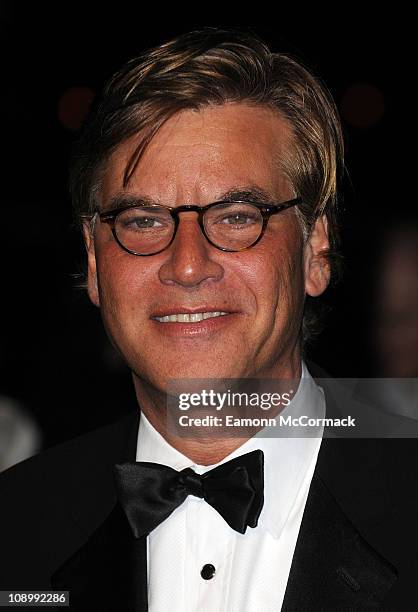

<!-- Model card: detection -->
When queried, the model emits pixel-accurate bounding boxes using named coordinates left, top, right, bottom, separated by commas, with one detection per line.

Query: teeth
left=154, top=311, right=229, bottom=323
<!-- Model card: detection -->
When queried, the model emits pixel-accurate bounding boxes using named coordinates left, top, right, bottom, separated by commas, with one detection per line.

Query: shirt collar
left=136, top=361, right=325, bottom=539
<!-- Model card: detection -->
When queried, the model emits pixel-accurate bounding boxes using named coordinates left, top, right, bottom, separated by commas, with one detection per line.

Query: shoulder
left=0, top=411, right=139, bottom=588
left=0, top=410, right=138, bottom=499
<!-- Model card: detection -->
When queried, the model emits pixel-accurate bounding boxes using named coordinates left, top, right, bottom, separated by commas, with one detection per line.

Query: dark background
left=0, top=14, right=413, bottom=447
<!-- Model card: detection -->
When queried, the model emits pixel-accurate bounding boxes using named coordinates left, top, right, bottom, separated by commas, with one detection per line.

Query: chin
left=137, top=360, right=246, bottom=391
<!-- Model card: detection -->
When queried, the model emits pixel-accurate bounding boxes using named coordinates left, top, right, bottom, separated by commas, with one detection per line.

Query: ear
left=304, top=215, right=331, bottom=297
left=82, top=218, right=100, bottom=307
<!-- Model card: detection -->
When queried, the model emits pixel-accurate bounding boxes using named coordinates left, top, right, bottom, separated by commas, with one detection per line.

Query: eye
left=117, top=208, right=172, bottom=232
left=206, top=202, right=262, bottom=230
left=219, top=212, right=258, bottom=225
left=130, top=216, right=164, bottom=229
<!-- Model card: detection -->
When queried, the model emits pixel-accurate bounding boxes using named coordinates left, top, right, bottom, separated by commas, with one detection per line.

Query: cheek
left=245, top=233, right=305, bottom=318
left=95, top=243, right=152, bottom=319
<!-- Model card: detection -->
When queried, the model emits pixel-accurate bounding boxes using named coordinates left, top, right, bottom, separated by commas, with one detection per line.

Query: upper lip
left=150, top=306, right=237, bottom=318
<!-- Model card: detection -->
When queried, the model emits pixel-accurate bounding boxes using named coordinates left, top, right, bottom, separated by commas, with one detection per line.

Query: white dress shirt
left=136, top=363, right=325, bottom=612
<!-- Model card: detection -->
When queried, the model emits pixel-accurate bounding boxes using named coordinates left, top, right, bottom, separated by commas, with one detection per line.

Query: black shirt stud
left=201, top=564, right=216, bottom=580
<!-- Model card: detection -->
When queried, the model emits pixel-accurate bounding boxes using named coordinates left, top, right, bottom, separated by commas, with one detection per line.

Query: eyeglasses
left=91, top=197, right=302, bottom=256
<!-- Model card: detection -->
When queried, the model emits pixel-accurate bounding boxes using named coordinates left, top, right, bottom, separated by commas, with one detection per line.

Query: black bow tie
left=114, top=449, right=264, bottom=536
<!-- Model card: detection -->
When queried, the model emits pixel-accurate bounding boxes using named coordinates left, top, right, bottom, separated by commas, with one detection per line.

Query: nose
left=158, top=213, right=224, bottom=288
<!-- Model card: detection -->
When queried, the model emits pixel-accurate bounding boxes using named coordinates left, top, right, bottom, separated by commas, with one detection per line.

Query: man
left=0, top=29, right=412, bottom=610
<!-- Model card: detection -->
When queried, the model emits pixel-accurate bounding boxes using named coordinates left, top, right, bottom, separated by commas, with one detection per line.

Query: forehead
left=100, top=103, right=294, bottom=206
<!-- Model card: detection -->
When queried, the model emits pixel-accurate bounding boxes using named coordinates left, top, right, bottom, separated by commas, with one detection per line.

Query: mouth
left=152, top=311, right=230, bottom=323
left=149, top=307, right=239, bottom=337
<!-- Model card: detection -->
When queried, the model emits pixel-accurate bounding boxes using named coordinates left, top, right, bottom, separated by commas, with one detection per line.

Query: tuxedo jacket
left=0, top=373, right=414, bottom=611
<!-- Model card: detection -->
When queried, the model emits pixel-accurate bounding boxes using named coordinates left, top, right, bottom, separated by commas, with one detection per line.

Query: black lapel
left=50, top=410, right=148, bottom=612
left=282, top=367, right=398, bottom=610
left=51, top=502, right=147, bottom=611
left=282, top=439, right=398, bottom=611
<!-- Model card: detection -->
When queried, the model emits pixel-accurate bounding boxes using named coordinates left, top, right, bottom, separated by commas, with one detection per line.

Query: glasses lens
left=204, top=202, right=263, bottom=250
left=115, top=206, right=174, bottom=254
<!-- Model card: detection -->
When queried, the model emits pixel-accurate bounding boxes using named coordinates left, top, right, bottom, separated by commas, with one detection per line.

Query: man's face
left=85, top=103, right=329, bottom=389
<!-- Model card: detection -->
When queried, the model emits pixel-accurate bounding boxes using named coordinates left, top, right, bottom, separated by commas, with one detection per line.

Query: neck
left=132, top=357, right=302, bottom=466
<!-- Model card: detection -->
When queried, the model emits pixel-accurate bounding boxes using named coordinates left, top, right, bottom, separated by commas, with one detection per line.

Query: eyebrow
left=103, top=186, right=276, bottom=212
